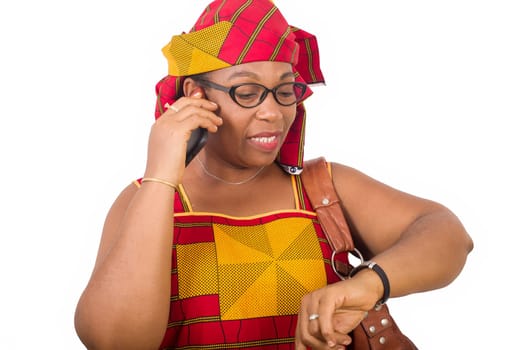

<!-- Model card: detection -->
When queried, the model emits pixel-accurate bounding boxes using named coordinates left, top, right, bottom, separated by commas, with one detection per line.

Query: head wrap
left=155, top=0, right=324, bottom=174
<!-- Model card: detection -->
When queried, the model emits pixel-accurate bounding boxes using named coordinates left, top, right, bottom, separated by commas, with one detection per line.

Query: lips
left=247, top=132, right=281, bottom=152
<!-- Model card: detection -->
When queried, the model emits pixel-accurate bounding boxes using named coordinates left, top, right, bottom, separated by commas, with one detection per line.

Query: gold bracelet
left=141, top=177, right=177, bottom=190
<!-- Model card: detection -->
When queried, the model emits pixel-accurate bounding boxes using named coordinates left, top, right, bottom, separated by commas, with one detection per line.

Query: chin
left=244, top=153, right=278, bottom=168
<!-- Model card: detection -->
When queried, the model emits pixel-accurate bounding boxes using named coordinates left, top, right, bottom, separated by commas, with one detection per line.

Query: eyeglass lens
left=233, top=83, right=306, bottom=107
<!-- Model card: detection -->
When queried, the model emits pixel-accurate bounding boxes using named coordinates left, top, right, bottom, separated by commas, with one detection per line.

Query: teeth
left=251, top=136, right=276, bottom=143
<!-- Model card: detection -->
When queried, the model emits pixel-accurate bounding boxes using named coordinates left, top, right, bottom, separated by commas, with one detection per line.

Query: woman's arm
left=295, top=162, right=473, bottom=349
left=75, top=88, right=221, bottom=349
left=74, top=182, right=175, bottom=350
left=331, top=161, right=473, bottom=296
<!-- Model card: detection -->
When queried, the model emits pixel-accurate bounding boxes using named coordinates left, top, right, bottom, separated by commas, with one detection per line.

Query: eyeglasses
left=196, top=79, right=308, bottom=108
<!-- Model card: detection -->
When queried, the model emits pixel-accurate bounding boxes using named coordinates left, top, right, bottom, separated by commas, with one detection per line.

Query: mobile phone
left=184, top=87, right=208, bottom=166
left=185, top=127, right=207, bottom=166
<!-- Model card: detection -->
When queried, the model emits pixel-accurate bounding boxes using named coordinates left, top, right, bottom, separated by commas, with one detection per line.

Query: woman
left=74, top=1, right=473, bottom=349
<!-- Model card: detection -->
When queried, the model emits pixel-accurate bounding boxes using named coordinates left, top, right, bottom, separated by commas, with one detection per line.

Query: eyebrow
left=227, top=70, right=296, bottom=81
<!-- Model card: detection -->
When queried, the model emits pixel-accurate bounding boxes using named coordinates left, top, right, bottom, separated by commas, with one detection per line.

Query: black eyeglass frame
left=195, top=79, right=308, bottom=108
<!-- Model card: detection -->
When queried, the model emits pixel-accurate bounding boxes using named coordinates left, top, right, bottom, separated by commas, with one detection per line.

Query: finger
left=316, top=302, right=338, bottom=347
left=183, top=109, right=223, bottom=133
left=332, top=309, right=367, bottom=334
left=296, top=301, right=323, bottom=349
left=190, top=89, right=203, bottom=98
left=186, top=97, right=218, bottom=112
left=302, top=312, right=337, bottom=349
left=325, top=329, right=352, bottom=348
left=186, top=87, right=216, bottom=110
left=306, top=313, right=322, bottom=341
left=163, top=100, right=217, bottom=116
left=159, top=103, right=223, bottom=133
left=162, top=93, right=217, bottom=117
left=164, top=103, right=180, bottom=113
left=191, top=114, right=222, bottom=134
left=295, top=333, right=331, bottom=350
left=297, top=308, right=349, bottom=349
left=308, top=314, right=352, bottom=349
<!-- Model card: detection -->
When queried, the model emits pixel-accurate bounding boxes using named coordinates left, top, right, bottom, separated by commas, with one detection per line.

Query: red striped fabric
left=154, top=0, right=324, bottom=173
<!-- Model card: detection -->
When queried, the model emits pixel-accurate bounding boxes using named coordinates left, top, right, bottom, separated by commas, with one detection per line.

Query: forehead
left=208, top=61, right=294, bottom=82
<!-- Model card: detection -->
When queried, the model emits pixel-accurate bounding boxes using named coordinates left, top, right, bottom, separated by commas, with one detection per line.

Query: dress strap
left=175, top=184, right=192, bottom=212
left=142, top=174, right=312, bottom=214
left=293, top=174, right=313, bottom=211
left=134, top=178, right=192, bottom=213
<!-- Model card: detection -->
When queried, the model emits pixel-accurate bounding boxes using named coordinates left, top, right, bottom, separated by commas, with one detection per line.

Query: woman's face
left=197, top=61, right=298, bottom=169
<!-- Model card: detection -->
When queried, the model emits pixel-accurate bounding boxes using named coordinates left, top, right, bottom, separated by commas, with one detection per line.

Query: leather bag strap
left=301, top=157, right=419, bottom=350
left=301, top=157, right=355, bottom=253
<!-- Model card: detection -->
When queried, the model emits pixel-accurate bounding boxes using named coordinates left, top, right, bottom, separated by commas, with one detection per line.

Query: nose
left=255, top=91, right=283, bottom=122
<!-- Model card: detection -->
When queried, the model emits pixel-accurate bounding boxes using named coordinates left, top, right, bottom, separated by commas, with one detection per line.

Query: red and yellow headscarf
left=155, top=0, right=324, bottom=174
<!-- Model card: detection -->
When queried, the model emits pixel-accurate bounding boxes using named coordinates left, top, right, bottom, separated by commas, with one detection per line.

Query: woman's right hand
left=143, top=89, right=222, bottom=185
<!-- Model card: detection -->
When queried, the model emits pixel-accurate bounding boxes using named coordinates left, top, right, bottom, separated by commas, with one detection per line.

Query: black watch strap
left=349, top=260, right=390, bottom=306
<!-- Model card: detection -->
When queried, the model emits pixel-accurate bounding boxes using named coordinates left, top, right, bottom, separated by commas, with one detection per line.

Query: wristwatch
left=349, top=260, right=390, bottom=306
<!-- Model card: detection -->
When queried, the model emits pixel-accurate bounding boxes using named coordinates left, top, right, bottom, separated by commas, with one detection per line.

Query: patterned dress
left=137, top=175, right=341, bottom=349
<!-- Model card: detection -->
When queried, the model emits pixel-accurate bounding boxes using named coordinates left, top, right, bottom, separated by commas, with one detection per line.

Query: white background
left=1, top=1, right=522, bottom=348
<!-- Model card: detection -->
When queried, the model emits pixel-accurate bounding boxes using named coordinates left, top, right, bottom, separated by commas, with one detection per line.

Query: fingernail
left=192, top=91, right=202, bottom=98
left=327, top=340, right=335, bottom=347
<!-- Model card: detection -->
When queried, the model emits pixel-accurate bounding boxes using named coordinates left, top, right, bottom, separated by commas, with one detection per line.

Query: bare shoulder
left=105, top=182, right=140, bottom=220
left=329, top=162, right=401, bottom=201
left=109, top=182, right=140, bottom=210
left=329, top=161, right=446, bottom=254
left=330, top=161, right=442, bottom=210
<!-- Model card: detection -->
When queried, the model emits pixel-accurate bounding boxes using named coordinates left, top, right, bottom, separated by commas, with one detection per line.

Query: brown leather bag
left=301, top=157, right=418, bottom=350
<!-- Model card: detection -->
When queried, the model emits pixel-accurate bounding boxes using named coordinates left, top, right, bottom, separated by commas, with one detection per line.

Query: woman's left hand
left=294, top=276, right=379, bottom=349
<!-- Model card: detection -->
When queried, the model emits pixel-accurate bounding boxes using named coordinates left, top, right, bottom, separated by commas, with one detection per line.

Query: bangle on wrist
left=349, top=260, right=390, bottom=307
left=141, top=177, right=177, bottom=190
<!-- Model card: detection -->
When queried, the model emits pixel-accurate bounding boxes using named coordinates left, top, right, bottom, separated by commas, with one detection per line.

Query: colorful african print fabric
left=154, top=0, right=325, bottom=174
left=136, top=175, right=342, bottom=349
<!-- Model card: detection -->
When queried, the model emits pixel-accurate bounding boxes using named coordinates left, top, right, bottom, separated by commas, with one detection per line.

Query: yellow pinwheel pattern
left=214, top=216, right=327, bottom=320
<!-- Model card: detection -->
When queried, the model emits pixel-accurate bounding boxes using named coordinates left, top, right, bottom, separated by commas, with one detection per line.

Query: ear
left=183, top=78, right=203, bottom=97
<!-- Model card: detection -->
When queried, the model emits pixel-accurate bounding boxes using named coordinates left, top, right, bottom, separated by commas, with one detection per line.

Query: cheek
left=283, top=110, right=297, bottom=132
left=215, top=107, right=251, bottom=139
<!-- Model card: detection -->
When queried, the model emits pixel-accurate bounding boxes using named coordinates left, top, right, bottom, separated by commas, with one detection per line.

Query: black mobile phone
left=184, top=87, right=209, bottom=166
left=185, top=127, right=208, bottom=166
